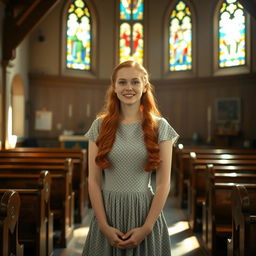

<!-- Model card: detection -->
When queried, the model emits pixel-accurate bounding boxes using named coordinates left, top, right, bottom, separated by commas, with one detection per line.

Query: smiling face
left=114, top=67, right=147, bottom=107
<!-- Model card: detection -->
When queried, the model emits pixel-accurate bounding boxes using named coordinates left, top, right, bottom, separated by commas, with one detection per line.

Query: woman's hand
left=117, top=226, right=151, bottom=249
left=101, top=225, right=125, bottom=248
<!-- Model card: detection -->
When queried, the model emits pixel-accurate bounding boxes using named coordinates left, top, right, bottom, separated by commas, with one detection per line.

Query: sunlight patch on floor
left=58, top=247, right=82, bottom=256
left=168, top=221, right=190, bottom=236
left=171, top=236, right=200, bottom=256
left=73, top=227, right=89, bottom=238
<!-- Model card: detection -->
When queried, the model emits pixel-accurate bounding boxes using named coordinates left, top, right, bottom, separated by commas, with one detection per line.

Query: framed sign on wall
left=215, top=97, right=241, bottom=124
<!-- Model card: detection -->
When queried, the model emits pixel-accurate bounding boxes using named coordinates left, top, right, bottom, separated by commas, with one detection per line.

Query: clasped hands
left=103, top=225, right=151, bottom=249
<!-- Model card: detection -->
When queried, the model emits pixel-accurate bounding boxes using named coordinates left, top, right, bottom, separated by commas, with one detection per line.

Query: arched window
left=214, top=0, right=250, bottom=75
left=119, top=0, right=144, bottom=64
left=169, top=0, right=192, bottom=71
left=61, top=0, right=96, bottom=77
left=218, top=0, right=246, bottom=68
left=66, top=0, right=91, bottom=70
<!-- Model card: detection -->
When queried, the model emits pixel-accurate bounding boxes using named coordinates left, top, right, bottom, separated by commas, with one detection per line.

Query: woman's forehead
left=116, top=67, right=143, bottom=79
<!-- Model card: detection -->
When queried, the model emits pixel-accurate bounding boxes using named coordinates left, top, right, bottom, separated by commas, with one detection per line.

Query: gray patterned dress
left=83, top=117, right=179, bottom=256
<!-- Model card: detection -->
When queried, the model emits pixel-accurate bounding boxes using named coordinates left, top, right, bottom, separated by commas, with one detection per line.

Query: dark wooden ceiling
left=1, top=0, right=60, bottom=63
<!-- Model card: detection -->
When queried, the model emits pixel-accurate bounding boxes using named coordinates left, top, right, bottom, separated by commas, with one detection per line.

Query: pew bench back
left=0, top=162, right=74, bottom=248
left=0, top=149, right=88, bottom=223
left=0, top=170, right=52, bottom=256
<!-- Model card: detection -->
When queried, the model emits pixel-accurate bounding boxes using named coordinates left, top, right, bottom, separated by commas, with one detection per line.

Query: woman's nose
left=126, top=82, right=133, bottom=89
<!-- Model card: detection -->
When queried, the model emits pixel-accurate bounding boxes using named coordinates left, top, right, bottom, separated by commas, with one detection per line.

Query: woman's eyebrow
left=117, top=77, right=140, bottom=81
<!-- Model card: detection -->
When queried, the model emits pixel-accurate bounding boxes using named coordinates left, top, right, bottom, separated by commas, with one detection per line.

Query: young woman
left=83, top=60, right=179, bottom=256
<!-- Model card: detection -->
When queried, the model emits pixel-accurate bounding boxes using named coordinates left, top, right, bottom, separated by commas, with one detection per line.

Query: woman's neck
left=120, top=103, right=142, bottom=123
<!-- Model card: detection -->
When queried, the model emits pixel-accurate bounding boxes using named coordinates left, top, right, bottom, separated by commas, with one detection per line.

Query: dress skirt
left=82, top=189, right=171, bottom=256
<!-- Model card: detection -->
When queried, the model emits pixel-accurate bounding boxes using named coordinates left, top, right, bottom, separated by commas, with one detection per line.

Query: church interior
left=0, top=0, right=256, bottom=255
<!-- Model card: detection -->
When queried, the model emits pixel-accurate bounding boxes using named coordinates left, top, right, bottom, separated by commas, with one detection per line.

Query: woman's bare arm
left=88, top=140, right=125, bottom=246
left=87, top=140, right=108, bottom=229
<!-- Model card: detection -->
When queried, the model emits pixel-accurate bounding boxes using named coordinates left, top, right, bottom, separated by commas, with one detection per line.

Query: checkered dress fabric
left=83, top=117, right=179, bottom=256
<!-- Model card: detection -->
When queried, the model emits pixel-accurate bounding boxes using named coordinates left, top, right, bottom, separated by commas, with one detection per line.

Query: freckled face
left=114, top=67, right=147, bottom=106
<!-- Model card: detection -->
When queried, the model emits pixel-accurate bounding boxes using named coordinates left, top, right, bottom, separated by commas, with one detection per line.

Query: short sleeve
left=158, top=117, right=179, bottom=145
left=84, top=118, right=101, bottom=142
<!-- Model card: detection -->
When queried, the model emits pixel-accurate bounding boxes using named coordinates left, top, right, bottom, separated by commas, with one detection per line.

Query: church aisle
left=53, top=195, right=205, bottom=256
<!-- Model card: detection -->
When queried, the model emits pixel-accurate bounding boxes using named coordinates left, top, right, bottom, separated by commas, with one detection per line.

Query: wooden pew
left=171, top=145, right=181, bottom=196
left=189, top=156, right=256, bottom=208
left=177, top=146, right=256, bottom=155
left=0, top=171, right=53, bottom=256
left=175, top=144, right=256, bottom=208
left=201, top=165, right=256, bottom=248
left=228, top=184, right=256, bottom=256
left=191, top=154, right=256, bottom=160
left=205, top=167, right=256, bottom=256
left=0, top=159, right=74, bottom=248
left=0, top=148, right=88, bottom=223
left=189, top=156, right=256, bottom=231
left=0, top=190, right=24, bottom=256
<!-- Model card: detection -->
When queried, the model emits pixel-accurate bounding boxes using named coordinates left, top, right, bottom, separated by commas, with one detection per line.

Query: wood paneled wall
left=29, top=73, right=256, bottom=146
left=29, top=75, right=108, bottom=140
left=153, top=75, right=256, bottom=143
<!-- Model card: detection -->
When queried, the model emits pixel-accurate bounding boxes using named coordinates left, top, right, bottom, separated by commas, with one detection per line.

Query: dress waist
left=102, top=187, right=154, bottom=195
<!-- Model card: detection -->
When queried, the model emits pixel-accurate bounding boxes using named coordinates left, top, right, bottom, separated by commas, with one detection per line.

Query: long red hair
left=95, top=61, right=162, bottom=172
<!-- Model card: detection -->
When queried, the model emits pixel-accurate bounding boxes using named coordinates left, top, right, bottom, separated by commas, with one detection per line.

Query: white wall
left=0, top=3, right=30, bottom=146
left=7, top=39, right=29, bottom=140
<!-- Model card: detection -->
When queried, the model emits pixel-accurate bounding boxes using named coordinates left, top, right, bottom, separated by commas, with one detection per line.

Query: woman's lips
left=123, top=94, right=135, bottom=98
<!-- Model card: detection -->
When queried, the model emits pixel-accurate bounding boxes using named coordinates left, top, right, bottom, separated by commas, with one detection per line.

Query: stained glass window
left=219, top=0, right=246, bottom=68
left=169, top=1, right=192, bottom=71
left=119, top=0, right=144, bottom=64
left=66, top=0, right=91, bottom=70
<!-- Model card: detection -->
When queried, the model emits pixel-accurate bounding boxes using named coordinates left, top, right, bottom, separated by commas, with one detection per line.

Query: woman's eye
left=133, top=80, right=140, bottom=85
left=118, top=81, right=126, bottom=85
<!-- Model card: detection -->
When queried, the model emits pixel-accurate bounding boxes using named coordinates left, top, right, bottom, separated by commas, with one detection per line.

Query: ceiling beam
left=16, top=0, right=41, bottom=26
left=2, top=0, right=60, bottom=62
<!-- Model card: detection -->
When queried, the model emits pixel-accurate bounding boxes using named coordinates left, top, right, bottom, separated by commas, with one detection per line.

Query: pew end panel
left=0, top=190, right=24, bottom=256
left=207, top=180, right=256, bottom=256
left=230, top=184, right=256, bottom=256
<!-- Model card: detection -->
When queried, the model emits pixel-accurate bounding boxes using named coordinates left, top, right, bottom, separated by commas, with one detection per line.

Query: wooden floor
left=53, top=195, right=206, bottom=256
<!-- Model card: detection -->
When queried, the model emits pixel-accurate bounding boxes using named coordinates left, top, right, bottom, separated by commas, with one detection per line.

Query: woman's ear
left=143, top=76, right=148, bottom=84
left=143, top=76, right=148, bottom=92
left=143, top=84, right=147, bottom=93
